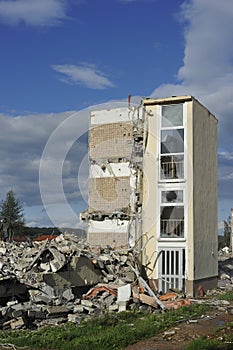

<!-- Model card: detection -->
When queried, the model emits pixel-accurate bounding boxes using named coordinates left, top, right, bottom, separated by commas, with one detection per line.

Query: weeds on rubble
left=217, top=291, right=233, bottom=301
left=0, top=304, right=210, bottom=350
left=206, top=290, right=233, bottom=301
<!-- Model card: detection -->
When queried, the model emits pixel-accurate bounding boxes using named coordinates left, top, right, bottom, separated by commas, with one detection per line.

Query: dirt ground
left=125, top=305, right=233, bottom=350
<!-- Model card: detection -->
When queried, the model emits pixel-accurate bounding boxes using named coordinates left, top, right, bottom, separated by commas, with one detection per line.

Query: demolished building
left=82, top=95, right=218, bottom=296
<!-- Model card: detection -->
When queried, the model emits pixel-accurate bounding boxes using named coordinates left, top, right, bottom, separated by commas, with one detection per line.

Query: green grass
left=185, top=336, right=220, bottom=350
left=0, top=304, right=210, bottom=350
left=217, top=291, right=233, bottom=301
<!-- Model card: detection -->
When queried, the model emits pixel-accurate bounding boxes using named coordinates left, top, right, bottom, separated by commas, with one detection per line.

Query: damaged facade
left=82, top=95, right=218, bottom=296
left=83, top=107, right=143, bottom=248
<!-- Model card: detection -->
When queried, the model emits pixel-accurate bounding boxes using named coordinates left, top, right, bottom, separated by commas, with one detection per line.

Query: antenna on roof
left=128, top=95, right=131, bottom=108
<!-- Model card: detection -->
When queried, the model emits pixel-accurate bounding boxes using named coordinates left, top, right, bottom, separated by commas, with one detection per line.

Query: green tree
left=0, top=190, right=25, bottom=234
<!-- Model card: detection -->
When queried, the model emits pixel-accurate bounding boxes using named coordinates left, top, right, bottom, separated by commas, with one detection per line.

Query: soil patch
left=125, top=307, right=233, bottom=350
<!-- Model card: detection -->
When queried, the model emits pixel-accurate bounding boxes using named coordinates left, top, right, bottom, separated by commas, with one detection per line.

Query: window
left=161, top=190, right=183, bottom=203
left=161, top=129, right=184, bottom=154
left=160, top=190, right=184, bottom=238
left=161, top=104, right=183, bottom=127
left=160, top=104, right=184, bottom=180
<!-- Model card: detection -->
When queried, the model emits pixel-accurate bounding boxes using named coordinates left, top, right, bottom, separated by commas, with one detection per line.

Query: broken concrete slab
left=44, top=305, right=70, bottom=318
left=138, top=294, right=158, bottom=308
left=117, top=284, right=131, bottom=302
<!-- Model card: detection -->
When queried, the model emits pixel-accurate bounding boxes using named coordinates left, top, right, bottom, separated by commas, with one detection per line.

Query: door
left=158, top=248, right=185, bottom=293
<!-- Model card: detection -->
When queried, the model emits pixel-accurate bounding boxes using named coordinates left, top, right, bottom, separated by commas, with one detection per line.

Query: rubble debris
left=1, top=233, right=230, bottom=330
left=84, top=285, right=117, bottom=299
left=218, top=257, right=233, bottom=289
left=0, top=234, right=143, bottom=329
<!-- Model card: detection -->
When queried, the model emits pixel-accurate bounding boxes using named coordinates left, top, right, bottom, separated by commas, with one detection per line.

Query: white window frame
left=158, top=103, right=187, bottom=183
left=158, top=186, right=186, bottom=242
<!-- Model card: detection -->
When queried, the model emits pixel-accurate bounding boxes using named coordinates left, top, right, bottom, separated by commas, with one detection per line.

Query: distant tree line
left=22, top=226, right=61, bottom=239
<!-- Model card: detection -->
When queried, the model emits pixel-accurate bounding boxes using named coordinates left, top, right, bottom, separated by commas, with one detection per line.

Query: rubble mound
left=0, top=234, right=152, bottom=330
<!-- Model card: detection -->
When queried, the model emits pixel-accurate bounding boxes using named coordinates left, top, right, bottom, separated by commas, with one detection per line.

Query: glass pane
left=160, top=206, right=184, bottom=238
left=162, top=190, right=183, bottom=203
left=160, top=155, right=184, bottom=179
left=162, top=104, right=183, bottom=127
left=161, top=129, right=184, bottom=154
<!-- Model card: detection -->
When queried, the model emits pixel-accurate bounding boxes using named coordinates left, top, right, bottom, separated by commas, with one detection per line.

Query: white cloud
left=0, top=100, right=129, bottom=227
left=151, top=0, right=233, bottom=150
left=0, top=0, right=68, bottom=26
left=0, top=110, right=79, bottom=206
left=150, top=0, right=233, bottom=226
left=52, top=63, right=115, bottom=90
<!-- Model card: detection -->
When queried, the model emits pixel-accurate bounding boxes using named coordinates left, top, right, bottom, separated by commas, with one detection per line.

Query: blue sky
left=0, top=0, right=184, bottom=113
left=0, top=0, right=232, bottom=232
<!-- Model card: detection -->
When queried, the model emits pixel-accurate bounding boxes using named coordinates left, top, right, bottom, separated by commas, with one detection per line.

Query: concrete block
left=81, top=299, right=94, bottom=308
left=45, top=306, right=69, bottom=318
left=103, top=294, right=116, bottom=306
left=28, top=309, right=46, bottom=319
left=68, top=314, right=82, bottom=323
left=225, top=284, right=233, bottom=291
left=10, top=317, right=25, bottom=330
left=73, top=305, right=85, bottom=313
left=63, top=288, right=74, bottom=301
left=108, top=304, right=119, bottom=311
left=118, top=301, right=127, bottom=312
left=117, top=284, right=131, bottom=302
left=40, top=262, right=51, bottom=272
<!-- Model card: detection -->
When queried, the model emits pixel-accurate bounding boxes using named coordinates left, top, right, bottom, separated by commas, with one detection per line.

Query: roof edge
left=142, top=95, right=193, bottom=105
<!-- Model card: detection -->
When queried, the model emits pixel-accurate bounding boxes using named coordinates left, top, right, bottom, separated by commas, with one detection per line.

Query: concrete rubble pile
left=2, top=234, right=231, bottom=331
left=0, top=234, right=169, bottom=330
left=218, top=255, right=233, bottom=291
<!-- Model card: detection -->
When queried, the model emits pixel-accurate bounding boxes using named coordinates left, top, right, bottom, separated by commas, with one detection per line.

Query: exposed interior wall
left=192, top=98, right=218, bottom=281
left=89, top=123, right=133, bottom=160
left=85, top=107, right=143, bottom=248
left=87, top=219, right=129, bottom=248
left=89, top=176, right=130, bottom=212
left=87, top=231, right=128, bottom=247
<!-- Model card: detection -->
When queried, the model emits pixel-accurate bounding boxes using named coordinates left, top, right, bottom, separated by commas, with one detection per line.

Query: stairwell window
left=160, top=190, right=184, bottom=238
left=160, top=104, right=184, bottom=180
